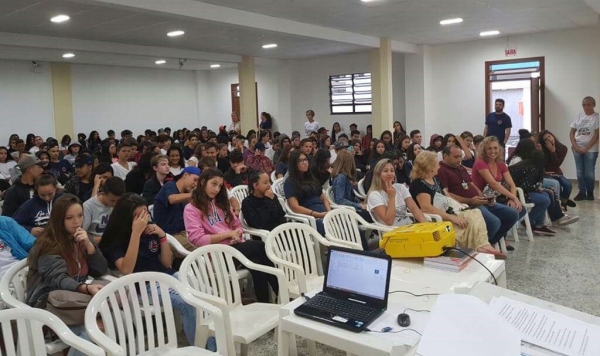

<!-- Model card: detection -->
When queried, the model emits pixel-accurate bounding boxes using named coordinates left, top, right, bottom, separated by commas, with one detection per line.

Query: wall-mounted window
left=329, top=72, right=372, bottom=114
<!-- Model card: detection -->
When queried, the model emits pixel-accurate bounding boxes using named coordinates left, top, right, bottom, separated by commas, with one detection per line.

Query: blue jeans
left=477, top=203, right=520, bottom=245
left=573, top=151, right=598, bottom=194
left=545, top=175, right=572, bottom=200
left=527, top=192, right=551, bottom=227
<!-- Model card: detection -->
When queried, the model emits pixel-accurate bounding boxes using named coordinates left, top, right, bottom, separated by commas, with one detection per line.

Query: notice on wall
left=505, top=47, right=517, bottom=57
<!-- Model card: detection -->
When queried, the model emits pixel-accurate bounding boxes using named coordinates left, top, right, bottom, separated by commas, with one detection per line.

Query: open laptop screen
left=325, top=248, right=390, bottom=300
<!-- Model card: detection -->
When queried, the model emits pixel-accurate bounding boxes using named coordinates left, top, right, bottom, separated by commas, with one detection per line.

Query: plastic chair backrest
left=358, top=178, right=366, bottom=195
left=265, top=223, right=322, bottom=292
left=0, top=259, right=29, bottom=309
left=325, top=186, right=336, bottom=206
left=323, top=209, right=364, bottom=250
left=272, top=178, right=285, bottom=197
left=0, top=308, right=105, bottom=356
left=230, top=185, right=249, bottom=206
left=179, top=245, right=244, bottom=308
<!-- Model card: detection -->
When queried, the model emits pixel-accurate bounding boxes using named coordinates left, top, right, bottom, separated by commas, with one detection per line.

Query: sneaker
left=586, top=192, right=595, bottom=201
left=556, top=214, right=580, bottom=226
left=532, top=226, right=556, bottom=236
left=573, top=193, right=587, bottom=201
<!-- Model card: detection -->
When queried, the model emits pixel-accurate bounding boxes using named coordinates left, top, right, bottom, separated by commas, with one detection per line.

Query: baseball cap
left=181, top=166, right=201, bottom=176
left=255, top=142, right=266, bottom=151
left=292, top=131, right=301, bottom=139
left=317, top=127, right=328, bottom=134
left=349, top=123, right=357, bottom=128
left=18, top=154, right=42, bottom=171
left=75, top=155, right=94, bottom=167
left=335, top=141, right=349, bottom=150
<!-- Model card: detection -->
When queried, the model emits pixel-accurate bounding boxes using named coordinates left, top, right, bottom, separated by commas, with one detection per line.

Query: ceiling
left=196, top=0, right=599, bottom=45
left=0, top=0, right=597, bottom=69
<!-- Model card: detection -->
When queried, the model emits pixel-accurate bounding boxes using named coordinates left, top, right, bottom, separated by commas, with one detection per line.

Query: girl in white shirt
left=0, top=146, right=17, bottom=183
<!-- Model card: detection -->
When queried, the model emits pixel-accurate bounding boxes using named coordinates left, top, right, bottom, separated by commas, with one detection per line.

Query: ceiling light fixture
left=480, top=30, right=500, bottom=37
left=440, top=18, right=463, bottom=25
left=167, top=30, right=185, bottom=37
left=262, top=44, right=278, bottom=49
left=51, top=14, right=70, bottom=23
left=155, top=60, right=166, bottom=65
left=62, top=53, right=75, bottom=58
left=210, top=64, right=221, bottom=68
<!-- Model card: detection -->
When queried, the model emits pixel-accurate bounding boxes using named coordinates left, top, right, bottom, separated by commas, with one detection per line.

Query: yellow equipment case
left=380, top=222, right=456, bottom=258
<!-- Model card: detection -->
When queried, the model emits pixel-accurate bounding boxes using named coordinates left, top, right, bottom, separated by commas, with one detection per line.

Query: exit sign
left=505, top=48, right=517, bottom=57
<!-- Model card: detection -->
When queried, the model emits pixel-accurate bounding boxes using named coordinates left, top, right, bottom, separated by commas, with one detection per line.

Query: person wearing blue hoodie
left=0, top=216, right=35, bottom=278
left=13, top=174, right=61, bottom=237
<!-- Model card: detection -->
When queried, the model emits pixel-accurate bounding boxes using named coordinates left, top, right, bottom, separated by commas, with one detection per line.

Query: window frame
left=329, top=72, right=372, bottom=115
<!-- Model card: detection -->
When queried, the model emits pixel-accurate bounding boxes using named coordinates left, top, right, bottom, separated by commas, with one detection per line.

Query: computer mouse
left=397, top=313, right=411, bottom=327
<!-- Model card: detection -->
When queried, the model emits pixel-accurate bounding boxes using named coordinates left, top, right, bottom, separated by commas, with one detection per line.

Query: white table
left=277, top=255, right=506, bottom=356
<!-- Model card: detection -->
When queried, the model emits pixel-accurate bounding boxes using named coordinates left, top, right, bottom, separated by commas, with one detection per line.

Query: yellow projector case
left=380, top=222, right=456, bottom=258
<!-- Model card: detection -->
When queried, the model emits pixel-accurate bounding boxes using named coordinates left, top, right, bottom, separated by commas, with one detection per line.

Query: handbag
left=44, top=280, right=109, bottom=326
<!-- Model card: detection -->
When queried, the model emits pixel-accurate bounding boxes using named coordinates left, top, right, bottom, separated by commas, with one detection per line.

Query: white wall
left=0, top=60, right=55, bottom=140
left=71, top=64, right=202, bottom=137
left=289, top=51, right=406, bottom=136
left=427, top=25, right=600, bottom=178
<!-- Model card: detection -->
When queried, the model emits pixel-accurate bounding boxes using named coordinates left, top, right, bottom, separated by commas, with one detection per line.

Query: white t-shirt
left=367, top=183, right=413, bottom=226
left=111, top=162, right=136, bottom=180
left=571, top=112, right=599, bottom=152
left=228, top=122, right=241, bottom=133
left=29, top=146, right=40, bottom=154
left=170, top=166, right=183, bottom=176
left=508, top=156, right=522, bottom=166
left=304, top=120, right=320, bottom=137
left=0, top=239, right=18, bottom=279
left=0, top=161, right=17, bottom=181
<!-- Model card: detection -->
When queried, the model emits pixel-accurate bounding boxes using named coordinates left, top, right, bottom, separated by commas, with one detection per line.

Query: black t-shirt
left=409, top=178, right=443, bottom=208
left=103, top=233, right=175, bottom=275
left=78, top=181, right=93, bottom=201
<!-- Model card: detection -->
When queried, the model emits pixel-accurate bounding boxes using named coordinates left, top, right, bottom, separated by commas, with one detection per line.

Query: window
left=329, top=72, right=372, bottom=114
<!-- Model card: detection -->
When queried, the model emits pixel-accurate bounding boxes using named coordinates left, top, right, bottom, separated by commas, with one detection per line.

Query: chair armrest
left=52, top=320, right=105, bottom=356
left=235, top=260, right=290, bottom=304
left=330, top=204, right=354, bottom=210
left=424, top=213, right=443, bottom=222
left=241, top=226, right=269, bottom=242
left=361, top=222, right=394, bottom=233
left=265, top=252, right=309, bottom=293
left=353, top=189, right=366, bottom=200
left=166, top=234, right=190, bottom=256
left=98, top=274, right=118, bottom=282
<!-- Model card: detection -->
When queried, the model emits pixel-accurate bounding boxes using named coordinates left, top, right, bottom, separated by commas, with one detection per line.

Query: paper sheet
left=367, top=307, right=429, bottom=346
left=416, top=294, right=521, bottom=356
left=490, top=296, right=600, bottom=356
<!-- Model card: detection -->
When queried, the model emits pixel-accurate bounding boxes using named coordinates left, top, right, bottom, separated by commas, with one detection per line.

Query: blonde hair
left=331, top=150, right=357, bottom=183
left=410, top=150, right=437, bottom=180
left=367, top=159, right=394, bottom=197
left=477, top=136, right=504, bottom=163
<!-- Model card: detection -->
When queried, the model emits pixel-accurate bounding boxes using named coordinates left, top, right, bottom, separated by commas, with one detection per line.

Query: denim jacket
left=331, top=174, right=362, bottom=210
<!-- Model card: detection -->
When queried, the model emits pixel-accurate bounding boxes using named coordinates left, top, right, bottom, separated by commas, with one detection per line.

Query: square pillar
left=51, top=63, right=74, bottom=138
left=404, top=45, right=434, bottom=135
left=371, top=38, right=394, bottom=137
left=238, top=55, right=258, bottom=134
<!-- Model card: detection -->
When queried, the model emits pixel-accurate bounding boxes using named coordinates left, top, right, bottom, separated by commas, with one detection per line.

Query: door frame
left=485, top=56, right=545, bottom=132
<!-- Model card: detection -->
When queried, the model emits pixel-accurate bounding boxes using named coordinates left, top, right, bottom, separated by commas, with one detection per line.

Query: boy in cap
left=2, top=155, right=44, bottom=217
left=64, top=154, right=94, bottom=201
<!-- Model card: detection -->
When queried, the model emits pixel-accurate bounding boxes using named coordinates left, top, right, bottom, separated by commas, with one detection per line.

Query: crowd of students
left=0, top=97, right=596, bottom=353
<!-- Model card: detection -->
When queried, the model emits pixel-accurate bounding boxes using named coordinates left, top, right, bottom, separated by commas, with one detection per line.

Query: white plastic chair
left=325, top=186, right=359, bottom=211
left=0, top=308, right=105, bottom=356
left=515, top=187, right=535, bottom=241
left=266, top=223, right=346, bottom=296
left=272, top=178, right=285, bottom=197
left=148, top=204, right=154, bottom=219
left=239, top=210, right=269, bottom=242
left=179, top=244, right=289, bottom=356
left=270, top=170, right=277, bottom=182
left=85, top=271, right=231, bottom=356
left=230, top=185, right=249, bottom=206
left=354, top=177, right=367, bottom=200
left=0, top=259, right=76, bottom=354
left=323, top=209, right=392, bottom=250
left=166, top=233, right=192, bottom=256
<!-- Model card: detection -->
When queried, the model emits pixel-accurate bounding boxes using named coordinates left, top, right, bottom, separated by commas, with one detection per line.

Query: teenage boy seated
left=2, top=155, right=44, bottom=217
left=153, top=166, right=200, bottom=256
left=204, top=141, right=230, bottom=174
left=111, top=141, right=137, bottom=180
left=64, top=154, right=94, bottom=201
left=247, top=142, right=275, bottom=175
left=83, top=176, right=125, bottom=244
left=142, top=154, right=174, bottom=205
left=224, top=149, right=254, bottom=188
left=47, top=142, right=73, bottom=184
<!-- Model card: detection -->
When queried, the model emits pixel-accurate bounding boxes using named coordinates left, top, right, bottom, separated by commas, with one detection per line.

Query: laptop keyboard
left=304, top=294, right=380, bottom=321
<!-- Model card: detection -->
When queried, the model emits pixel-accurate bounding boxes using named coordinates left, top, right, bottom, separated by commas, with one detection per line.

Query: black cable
left=443, top=247, right=498, bottom=286
left=403, top=308, right=430, bottom=314
left=388, top=290, right=440, bottom=297
left=366, top=327, right=422, bottom=335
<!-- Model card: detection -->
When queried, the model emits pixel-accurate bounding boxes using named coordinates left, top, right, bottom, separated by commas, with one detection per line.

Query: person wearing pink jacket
left=183, top=168, right=278, bottom=303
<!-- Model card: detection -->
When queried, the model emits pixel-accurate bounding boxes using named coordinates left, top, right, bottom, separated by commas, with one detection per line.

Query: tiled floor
left=196, top=195, right=600, bottom=355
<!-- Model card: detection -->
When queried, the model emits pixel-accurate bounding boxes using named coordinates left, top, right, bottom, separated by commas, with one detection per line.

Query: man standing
left=437, top=145, right=519, bottom=249
left=154, top=166, right=200, bottom=257
left=484, top=98, right=512, bottom=146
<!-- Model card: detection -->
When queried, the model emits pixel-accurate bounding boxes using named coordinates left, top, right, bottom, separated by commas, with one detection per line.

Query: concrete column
left=51, top=63, right=74, bottom=138
left=404, top=45, right=433, bottom=136
left=238, top=55, right=258, bottom=134
left=371, top=38, right=394, bottom=137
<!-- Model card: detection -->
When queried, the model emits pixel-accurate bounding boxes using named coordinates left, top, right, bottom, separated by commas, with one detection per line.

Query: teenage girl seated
left=184, top=168, right=278, bottom=303
left=242, top=171, right=287, bottom=233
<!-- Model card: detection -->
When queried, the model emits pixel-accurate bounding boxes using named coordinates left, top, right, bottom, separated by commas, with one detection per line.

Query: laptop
left=294, top=246, right=392, bottom=332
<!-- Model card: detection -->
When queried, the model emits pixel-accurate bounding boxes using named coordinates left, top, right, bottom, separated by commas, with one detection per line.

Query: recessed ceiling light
left=155, top=60, right=166, bottom=65
left=167, top=30, right=185, bottom=37
left=51, top=15, right=70, bottom=23
left=62, top=53, right=75, bottom=58
left=262, top=44, right=278, bottom=49
left=480, top=30, right=500, bottom=37
left=210, top=64, right=221, bottom=68
left=440, top=18, right=463, bottom=25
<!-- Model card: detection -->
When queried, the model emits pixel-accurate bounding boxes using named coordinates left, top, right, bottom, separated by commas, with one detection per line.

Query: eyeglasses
left=298, top=159, right=309, bottom=163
